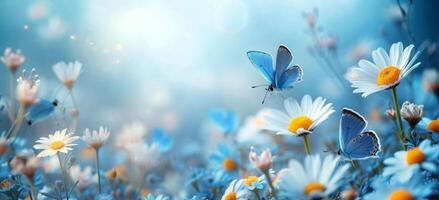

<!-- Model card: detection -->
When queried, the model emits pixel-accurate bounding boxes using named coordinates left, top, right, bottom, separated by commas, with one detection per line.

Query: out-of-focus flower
left=1, top=48, right=25, bottom=73
left=106, top=168, right=117, bottom=181
left=0, top=137, right=11, bottom=156
left=317, top=35, right=337, bottom=51
left=302, top=8, right=318, bottom=28
left=33, top=128, right=80, bottom=157
left=41, top=156, right=60, bottom=173
left=422, top=68, right=439, bottom=97
left=16, top=69, right=40, bottom=106
left=115, top=122, right=147, bottom=149
left=346, top=42, right=420, bottom=97
left=209, top=144, right=241, bottom=184
left=221, top=179, right=249, bottom=200
left=236, top=109, right=272, bottom=146
left=363, top=176, right=434, bottom=200
left=69, top=165, right=97, bottom=189
left=38, top=17, right=67, bottom=40
left=348, top=40, right=374, bottom=61
left=276, top=154, right=350, bottom=199
left=82, top=126, right=110, bottom=149
left=400, top=101, right=423, bottom=129
left=249, top=146, right=272, bottom=172
left=383, top=140, right=439, bottom=182
left=427, top=42, right=437, bottom=56
left=52, top=61, right=82, bottom=90
left=28, top=1, right=49, bottom=20
left=208, top=108, right=239, bottom=135
left=10, top=154, right=40, bottom=179
left=263, top=95, right=334, bottom=136
left=341, top=188, right=357, bottom=200
left=125, top=142, right=160, bottom=169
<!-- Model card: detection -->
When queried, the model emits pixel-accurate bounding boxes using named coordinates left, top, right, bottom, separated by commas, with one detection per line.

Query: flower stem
left=263, top=170, right=277, bottom=199
left=95, top=148, right=102, bottom=193
left=6, top=104, right=26, bottom=140
left=302, top=135, right=311, bottom=155
left=390, top=87, right=406, bottom=149
left=68, top=90, right=79, bottom=132
left=28, top=177, right=38, bottom=200
left=9, top=72, right=16, bottom=121
left=253, top=189, right=262, bottom=200
left=57, top=152, right=69, bottom=200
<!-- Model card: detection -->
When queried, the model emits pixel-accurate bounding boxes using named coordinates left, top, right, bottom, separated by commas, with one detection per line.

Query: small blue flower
left=383, top=139, right=439, bottom=182
left=209, top=144, right=241, bottom=185
left=208, top=108, right=239, bottom=135
left=151, top=128, right=173, bottom=152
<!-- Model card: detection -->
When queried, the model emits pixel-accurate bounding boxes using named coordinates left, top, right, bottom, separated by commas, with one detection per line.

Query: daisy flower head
left=383, top=139, right=439, bottom=182
left=221, top=179, right=249, bottom=200
left=364, top=175, right=434, bottom=200
left=276, top=154, right=350, bottom=199
left=400, top=101, right=423, bottom=129
left=263, top=95, right=335, bottom=136
left=249, top=146, right=272, bottom=172
left=33, top=128, right=80, bottom=157
left=16, top=68, right=40, bottom=107
left=209, top=144, right=241, bottom=184
left=69, top=165, right=97, bottom=189
left=82, top=126, right=110, bottom=149
left=52, top=61, right=82, bottom=90
left=1, top=48, right=25, bottom=73
left=346, top=42, right=420, bottom=97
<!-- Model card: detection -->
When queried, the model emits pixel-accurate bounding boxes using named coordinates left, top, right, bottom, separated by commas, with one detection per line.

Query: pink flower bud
left=249, top=146, right=272, bottom=171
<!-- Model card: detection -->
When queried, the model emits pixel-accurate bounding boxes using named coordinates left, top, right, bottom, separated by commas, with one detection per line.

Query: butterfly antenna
left=252, top=84, right=269, bottom=88
left=261, top=89, right=270, bottom=104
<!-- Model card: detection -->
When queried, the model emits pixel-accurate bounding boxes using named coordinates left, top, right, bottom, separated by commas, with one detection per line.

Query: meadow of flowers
left=0, top=0, right=439, bottom=200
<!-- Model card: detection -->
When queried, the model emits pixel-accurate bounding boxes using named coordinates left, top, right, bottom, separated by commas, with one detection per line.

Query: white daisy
left=275, top=154, right=350, bottom=199
left=82, top=126, right=110, bottom=149
left=364, top=175, right=434, bottom=200
left=400, top=101, right=423, bottom=128
left=221, top=179, right=250, bottom=200
left=346, top=42, right=420, bottom=97
left=383, top=139, right=439, bottom=183
left=263, top=95, right=335, bottom=136
left=33, top=129, right=80, bottom=157
left=1, top=48, right=25, bottom=72
left=115, top=122, right=147, bottom=149
left=52, top=61, right=82, bottom=90
left=125, top=142, right=160, bottom=169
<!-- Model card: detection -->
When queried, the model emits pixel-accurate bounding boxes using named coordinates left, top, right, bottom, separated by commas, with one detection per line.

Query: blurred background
left=0, top=0, right=438, bottom=162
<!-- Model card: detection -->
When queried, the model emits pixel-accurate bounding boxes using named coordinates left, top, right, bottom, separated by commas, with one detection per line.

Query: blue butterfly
left=337, top=108, right=381, bottom=160
left=247, top=45, right=303, bottom=103
left=25, top=99, right=58, bottom=126
left=152, top=128, right=174, bottom=152
left=208, top=108, right=239, bottom=135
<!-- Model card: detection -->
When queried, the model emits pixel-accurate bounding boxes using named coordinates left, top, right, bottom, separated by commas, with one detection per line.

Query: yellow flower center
left=50, top=140, right=65, bottom=150
left=223, top=158, right=237, bottom=171
left=388, top=189, right=413, bottom=200
left=224, top=192, right=237, bottom=200
left=406, top=147, right=425, bottom=165
left=427, top=119, right=439, bottom=132
left=244, top=176, right=259, bottom=187
left=288, top=115, right=313, bottom=133
left=304, top=182, right=326, bottom=195
left=0, top=180, right=11, bottom=189
left=377, top=66, right=401, bottom=86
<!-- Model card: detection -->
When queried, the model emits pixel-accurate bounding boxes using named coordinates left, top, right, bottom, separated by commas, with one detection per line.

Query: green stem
left=57, top=152, right=69, bottom=200
left=6, top=104, right=25, bottom=140
left=263, top=170, right=277, bottom=199
left=390, top=87, right=406, bottom=149
left=95, top=148, right=102, bottom=193
left=351, top=160, right=359, bottom=169
left=9, top=72, right=16, bottom=121
left=28, top=178, right=38, bottom=200
left=302, top=135, right=311, bottom=155
left=253, top=189, right=262, bottom=200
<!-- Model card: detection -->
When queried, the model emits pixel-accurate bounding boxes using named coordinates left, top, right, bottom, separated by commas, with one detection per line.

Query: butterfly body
left=247, top=45, right=303, bottom=103
left=338, top=108, right=381, bottom=160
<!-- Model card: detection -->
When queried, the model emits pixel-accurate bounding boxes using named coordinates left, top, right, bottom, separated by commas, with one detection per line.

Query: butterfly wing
left=274, top=45, right=293, bottom=86
left=152, top=128, right=174, bottom=152
left=208, top=108, right=239, bottom=134
left=247, top=51, right=275, bottom=83
left=339, top=108, right=367, bottom=153
left=25, top=99, right=56, bottom=125
left=276, top=65, right=303, bottom=89
left=343, top=131, right=381, bottom=160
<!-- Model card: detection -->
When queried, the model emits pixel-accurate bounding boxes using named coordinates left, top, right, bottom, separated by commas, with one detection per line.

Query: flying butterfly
left=337, top=108, right=381, bottom=160
left=25, top=99, right=58, bottom=126
left=247, top=45, right=303, bottom=103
